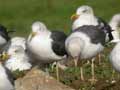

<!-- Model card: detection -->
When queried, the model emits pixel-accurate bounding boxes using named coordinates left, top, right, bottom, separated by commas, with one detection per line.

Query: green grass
left=0, top=0, right=120, bottom=37
left=49, top=45, right=120, bottom=90
left=1, top=0, right=120, bottom=89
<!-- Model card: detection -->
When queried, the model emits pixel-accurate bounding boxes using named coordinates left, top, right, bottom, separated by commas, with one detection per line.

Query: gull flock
left=0, top=5, right=120, bottom=90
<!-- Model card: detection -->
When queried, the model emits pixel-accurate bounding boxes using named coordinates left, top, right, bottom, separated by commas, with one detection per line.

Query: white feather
left=27, top=31, right=65, bottom=63
left=5, top=45, right=32, bottom=71
left=72, top=5, right=98, bottom=30
left=109, top=14, right=120, bottom=43
left=11, top=37, right=26, bottom=50
left=109, top=42, right=120, bottom=72
left=0, top=63, right=14, bottom=90
left=65, top=32, right=104, bottom=59
left=72, top=15, right=98, bottom=30
left=27, top=21, right=66, bottom=63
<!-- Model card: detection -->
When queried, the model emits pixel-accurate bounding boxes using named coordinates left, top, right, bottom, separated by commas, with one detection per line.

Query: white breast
left=66, top=32, right=104, bottom=59
left=11, top=37, right=26, bottom=50
left=109, top=42, right=120, bottom=72
left=27, top=32, right=65, bottom=63
left=5, top=54, right=32, bottom=71
left=72, top=15, right=98, bottom=30
left=109, top=19, right=120, bottom=43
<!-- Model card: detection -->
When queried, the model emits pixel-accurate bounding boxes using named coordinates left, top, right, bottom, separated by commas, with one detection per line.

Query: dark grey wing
left=97, top=17, right=113, bottom=41
left=0, top=25, right=10, bottom=41
left=51, top=31, right=68, bottom=56
left=74, top=25, right=106, bottom=45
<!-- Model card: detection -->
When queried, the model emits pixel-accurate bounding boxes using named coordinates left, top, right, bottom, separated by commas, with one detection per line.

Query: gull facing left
left=3, top=45, right=32, bottom=72
left=27, top=21, right=68, bottom=80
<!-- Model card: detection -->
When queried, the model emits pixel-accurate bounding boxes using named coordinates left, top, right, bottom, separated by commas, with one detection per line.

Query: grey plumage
left=73, top=25, right=106, bottom=45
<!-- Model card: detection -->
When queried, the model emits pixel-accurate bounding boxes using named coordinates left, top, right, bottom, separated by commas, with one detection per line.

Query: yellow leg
left=74, top=57, right=84, bottom=81
left=80, top=66, right=84, bottom=81
left=117, top=73, right=120, bottom=79
left=86, top=60, right=90, bottom=65
left=89, top=58, right=97, bottom=84
left=91, top=58, right=95, bottom=80
left=111, top=69, right=117, bottom=83
left=51, top=62, right=56, bottom=71
left=98, top=53, right=101, bottom=65
left=74, top=57, right=78, bottom=67
left=111, top=69, right=115, bottom=80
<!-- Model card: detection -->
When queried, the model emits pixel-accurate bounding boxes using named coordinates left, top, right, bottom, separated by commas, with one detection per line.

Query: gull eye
left=14, top=50, right=18, bottom=53
left=82, top=9, right=87, bottom=13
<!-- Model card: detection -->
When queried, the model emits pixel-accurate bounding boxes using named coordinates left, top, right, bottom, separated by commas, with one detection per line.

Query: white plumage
left=65, top=25, right=113, bottom=81
left=66, top=32, right=104, bottom=59
left=10, top=37, right=26, bottom=50
left=5, top=45, right=32, bottom=71
left=27, top=21, right=66, bottom=63
left=71, top=5, right=114, bottom=71
left=71, top=5, right=98, bottom=30
left=109, top=14, right=120, bottom=43
left=27, top=21, right=67, bottom=80
left=27, top=32, right=63, bottom=62
left=109, top=42, right=120, bottom=72
left=0, top=63, right=14, bottom=90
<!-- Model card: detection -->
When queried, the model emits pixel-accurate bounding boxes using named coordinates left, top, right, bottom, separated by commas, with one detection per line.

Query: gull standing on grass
left=65, top=24, right=113, bottom=83
left=70, top=5, right=113, bottom=72
left=27, top=21, right=68, bottom=80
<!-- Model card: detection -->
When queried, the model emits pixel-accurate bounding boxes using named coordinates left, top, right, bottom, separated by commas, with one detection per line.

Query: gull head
left=71, top=5, right=94, bottom=20
left=30, top=21, right=48, bottom=39
left=32, top=21, right=47, bottom=32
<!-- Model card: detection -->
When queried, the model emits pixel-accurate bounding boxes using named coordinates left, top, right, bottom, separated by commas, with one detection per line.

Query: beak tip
left=71, top=14, right=79, bottom=21
left=31, top=32, right=37, bottom=38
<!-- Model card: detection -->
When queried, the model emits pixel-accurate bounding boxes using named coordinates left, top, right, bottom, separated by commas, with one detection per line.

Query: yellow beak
left=31, top=32, right=37, bottom=38
left=71, top=14, right=79, bottom=21
left=1, top=52, right=10, bottom=61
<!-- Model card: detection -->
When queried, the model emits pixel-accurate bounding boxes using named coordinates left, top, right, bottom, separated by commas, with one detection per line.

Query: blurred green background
left=0, top=0, right=120, bottom=37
